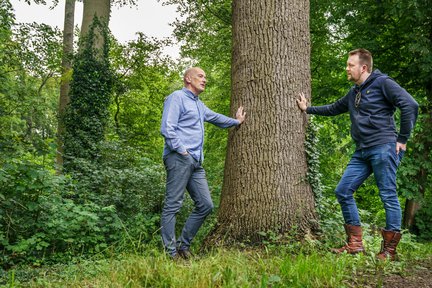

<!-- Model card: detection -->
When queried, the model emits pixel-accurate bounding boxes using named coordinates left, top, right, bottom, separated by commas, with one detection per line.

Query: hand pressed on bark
left=296, top=92, right=308, bottom=112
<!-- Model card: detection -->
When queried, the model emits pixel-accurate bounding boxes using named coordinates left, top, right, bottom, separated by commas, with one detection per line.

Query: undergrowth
left=2, top=231, right=431, bottom=288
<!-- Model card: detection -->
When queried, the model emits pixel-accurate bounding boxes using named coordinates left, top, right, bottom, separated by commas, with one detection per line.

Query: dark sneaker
left=169, top=253, right=181, bottom=261
left=177, top=248, right=193, bottom=260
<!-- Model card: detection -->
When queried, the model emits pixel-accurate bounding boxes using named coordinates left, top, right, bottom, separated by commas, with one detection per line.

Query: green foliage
left=0, top=0, right=15, bottom=68
left=63, top=17, right=113, bottom=169
left=415, top=194, right=432, bottom=241
left=0, top=158, right=122, bottom=268
left=397, top=113, right=432, bottom=237
left=14, top=22, right=62, bottom=78
left=66, top=141, right=166, bottom=218
left=0, top=141, right=166, bottom=267
left=166, top=0, right=232, bottom=66
left=305, top=116, right=323, bottom=204
left=1, top=0, right=178, bottom=269
left=0, top=13, right=61, bottom=161
left=109, top=34, right=179, bottom=160
left=309, top=0, right=355, bottom=205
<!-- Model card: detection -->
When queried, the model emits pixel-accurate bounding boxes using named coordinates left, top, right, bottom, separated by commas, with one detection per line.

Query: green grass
left=3, top=239, right=432, bottom=288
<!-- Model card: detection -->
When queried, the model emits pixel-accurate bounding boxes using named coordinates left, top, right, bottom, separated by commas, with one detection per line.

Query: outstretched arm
left=296, top=92, right=349, bottom=116
left=204, top=105, right=246, bottom=127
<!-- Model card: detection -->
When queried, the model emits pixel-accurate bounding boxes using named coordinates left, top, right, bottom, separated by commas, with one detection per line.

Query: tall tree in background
left=56, top=0, right=75, bottom=171
left=80, top=0, right=110, bottom=50
left=63, top=0, right=112, bottom=170
left=212, top=0, right=319, bottom=242
left=57, top=0, right=141, bottom=170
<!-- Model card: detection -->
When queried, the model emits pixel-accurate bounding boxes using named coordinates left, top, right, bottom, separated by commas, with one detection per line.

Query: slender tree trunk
left=403, top=198, right=421, bottom=228
left=56, top=0, right=75, bottom=172
left=212, top=0, right=318, bottom=243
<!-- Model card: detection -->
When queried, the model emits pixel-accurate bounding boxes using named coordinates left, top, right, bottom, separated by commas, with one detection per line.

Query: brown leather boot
left=331, top=224, right=365, bottom=254
left=376, top=229, right=402, bottom=261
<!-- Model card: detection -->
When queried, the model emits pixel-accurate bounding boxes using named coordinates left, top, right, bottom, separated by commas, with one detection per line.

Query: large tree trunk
left=212, top=0, right=318, bottom=242
left=56, top=0, right=75, bottom=172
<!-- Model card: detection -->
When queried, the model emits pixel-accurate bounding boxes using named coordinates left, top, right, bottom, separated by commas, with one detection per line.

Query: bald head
left=183, top=67, right=207, bottom=95
left=183, top=67, right=204, bottom=82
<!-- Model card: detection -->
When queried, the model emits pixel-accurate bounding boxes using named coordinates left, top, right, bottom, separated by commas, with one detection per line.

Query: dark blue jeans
left=161, top=152, right=214, bottom=256
left=335, top=142, right=404, bottom=231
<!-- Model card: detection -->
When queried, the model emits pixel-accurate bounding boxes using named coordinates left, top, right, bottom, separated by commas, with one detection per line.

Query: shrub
left=0, top=159, right=122, bottom=267
left=415, top=196, right=432, bottom=241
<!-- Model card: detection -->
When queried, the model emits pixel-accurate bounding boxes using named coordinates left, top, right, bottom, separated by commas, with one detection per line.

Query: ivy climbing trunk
left=80, top=0, right=111, bottom=52
left=56, top=0, right=75, bottom=172
left=63, top=0, right=112, bottom=172
left=212, top=0, right=318, bottom=242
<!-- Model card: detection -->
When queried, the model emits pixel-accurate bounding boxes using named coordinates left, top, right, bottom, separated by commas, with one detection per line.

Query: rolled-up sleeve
left=203, top=105, right=240, bottom=128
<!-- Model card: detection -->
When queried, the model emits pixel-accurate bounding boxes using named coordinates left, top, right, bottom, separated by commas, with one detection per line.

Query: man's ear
left=185, top=76, right=191, bottom=84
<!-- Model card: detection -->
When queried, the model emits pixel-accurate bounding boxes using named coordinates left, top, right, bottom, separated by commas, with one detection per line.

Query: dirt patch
left=383, top=258, right=432, bottom=288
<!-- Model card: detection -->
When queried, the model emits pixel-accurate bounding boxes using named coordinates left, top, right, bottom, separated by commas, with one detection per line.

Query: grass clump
left=3, top=240, right=430, bottom=288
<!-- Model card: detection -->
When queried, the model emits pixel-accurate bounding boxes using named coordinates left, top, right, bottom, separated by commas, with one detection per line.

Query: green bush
left=59, top=142, right=166, bottom=252
left=67, top=141, right=166, bottom=218
left=0, top=159, right=122, bottom=267
left=415, top=196, right=432, bottom=241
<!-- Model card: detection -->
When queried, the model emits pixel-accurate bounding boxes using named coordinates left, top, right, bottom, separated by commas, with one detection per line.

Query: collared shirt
left=161, top=88, right=240, bottom=162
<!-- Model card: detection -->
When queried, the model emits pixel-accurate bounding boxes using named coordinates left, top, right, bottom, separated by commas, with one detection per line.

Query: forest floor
left=355, top=256, right=432, bottom=288
left=1, top=248, right=431, bottom=287
left=382, top=257, right=432, bottom=288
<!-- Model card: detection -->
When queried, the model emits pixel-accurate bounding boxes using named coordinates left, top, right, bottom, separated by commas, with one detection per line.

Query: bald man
left=160, top=67, right=246, bottom=259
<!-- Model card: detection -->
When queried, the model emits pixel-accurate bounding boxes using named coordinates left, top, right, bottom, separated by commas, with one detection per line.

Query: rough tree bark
left=211, top=0, right=319, bottom=243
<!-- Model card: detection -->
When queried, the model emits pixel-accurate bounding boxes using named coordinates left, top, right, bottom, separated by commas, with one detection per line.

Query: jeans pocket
left=164, top=153, right=177, bottom=170
left=397, top=149, right=405, bottom=165
left=177, top=152, right=194, bottom=167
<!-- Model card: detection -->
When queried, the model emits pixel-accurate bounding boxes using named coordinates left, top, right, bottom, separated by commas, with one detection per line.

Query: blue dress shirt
left=161, top=88, right=240, bottom=162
